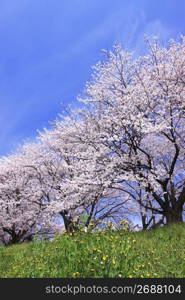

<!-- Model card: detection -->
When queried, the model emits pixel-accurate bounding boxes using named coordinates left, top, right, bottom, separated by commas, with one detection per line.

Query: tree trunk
left=60, top=210, right=77, bottom=232
left=164, top=207, right=183, bottom=225
left=141, top=215, right=155, bottom=230
left=5, top=233, right=22, bottom=246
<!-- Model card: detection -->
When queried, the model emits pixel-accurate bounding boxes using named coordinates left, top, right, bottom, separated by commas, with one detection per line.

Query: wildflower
left=73, top=272, right=80, bottom=276
left=102, top=255, right=109, bottom=261
left=91, top=248, right=102, bottom=253
left=112, top=258, right=116, bottom=265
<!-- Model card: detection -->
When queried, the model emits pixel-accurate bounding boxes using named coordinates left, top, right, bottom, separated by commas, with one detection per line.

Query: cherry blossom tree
left=0, top=153, right=41, bottom=244
left=39, top=115, right=135, bottom=232
left=0, top=142, right=64, bottom=245
left=76, top=37, right=185, bottom=225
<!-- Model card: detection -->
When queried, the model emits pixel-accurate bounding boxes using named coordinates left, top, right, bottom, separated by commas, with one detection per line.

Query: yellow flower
left=91, top=248, right=102, bottom=253
left=112, top=258, right=116, bottom=265
left=102, top=255, right=108, bottom=261
left=73, top=272, right=80, bottom=276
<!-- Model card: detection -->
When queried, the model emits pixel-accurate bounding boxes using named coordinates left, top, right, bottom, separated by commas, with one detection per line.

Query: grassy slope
left=0, top=224, right=185, bottom=278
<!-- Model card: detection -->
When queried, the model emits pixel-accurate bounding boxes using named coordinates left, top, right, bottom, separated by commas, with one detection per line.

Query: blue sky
left=0, top=0, right=185, bottom=157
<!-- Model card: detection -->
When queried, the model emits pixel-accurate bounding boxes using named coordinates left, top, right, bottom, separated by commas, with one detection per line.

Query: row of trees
left=0, top=36, right=185, bottom=245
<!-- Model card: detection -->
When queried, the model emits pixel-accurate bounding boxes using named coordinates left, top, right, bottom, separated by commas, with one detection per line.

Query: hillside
left=0, top=224, right=185, bottom=278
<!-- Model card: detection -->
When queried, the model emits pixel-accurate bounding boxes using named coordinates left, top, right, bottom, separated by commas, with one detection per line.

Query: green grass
left=0, top=224, right=185, bottom=278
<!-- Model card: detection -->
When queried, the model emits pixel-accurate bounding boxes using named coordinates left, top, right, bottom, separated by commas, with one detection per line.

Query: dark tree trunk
left=2, top=227, right=32, bottom=246
left=164, top=207, right=183, bottom=225
left=5, top=233, right=22, bottom=246
left=141, top=215, right=155, bottom=230
left=60, top=210, right=77, bottom=232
